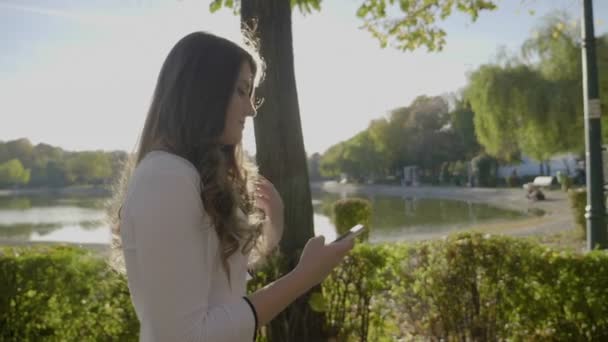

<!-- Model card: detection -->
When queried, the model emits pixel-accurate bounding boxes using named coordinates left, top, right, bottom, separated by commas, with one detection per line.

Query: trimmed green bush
left=393, top=232, right=608, bottom=340
left=0, top=245, right=138, bottom=341
left=333, top=197, right=372, bottom=241
left=4, top=234, right=608, bottom=342
left=569, top=188, right=587, bottom=239
left=320, top=243, right=401, bottom=341
left=308, top=232, right=608, bottom=341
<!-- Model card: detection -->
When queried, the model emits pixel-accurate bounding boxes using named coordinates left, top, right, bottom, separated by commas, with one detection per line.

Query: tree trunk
left=240, top=1, right=326, bottom=341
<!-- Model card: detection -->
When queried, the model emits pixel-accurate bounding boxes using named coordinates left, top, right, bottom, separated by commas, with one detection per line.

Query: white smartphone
left=333, top=224, right=366, bottom=243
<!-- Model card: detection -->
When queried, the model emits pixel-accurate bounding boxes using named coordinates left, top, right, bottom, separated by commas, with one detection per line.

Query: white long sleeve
left=120, top=151, right=257, bottom=342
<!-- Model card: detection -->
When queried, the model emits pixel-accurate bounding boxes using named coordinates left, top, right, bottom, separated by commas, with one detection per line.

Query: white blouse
left=120, top=151, right=273, bottom=341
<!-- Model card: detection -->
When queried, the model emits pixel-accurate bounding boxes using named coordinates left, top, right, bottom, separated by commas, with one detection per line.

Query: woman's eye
left=238, top=88, right=247, bottom=96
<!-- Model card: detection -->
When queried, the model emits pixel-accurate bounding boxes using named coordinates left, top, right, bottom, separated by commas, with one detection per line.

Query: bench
left=522, top=176, right=554, bottom=191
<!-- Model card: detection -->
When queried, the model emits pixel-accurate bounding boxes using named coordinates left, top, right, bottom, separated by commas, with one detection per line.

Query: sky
left=1, top=0, right=607, bottom=156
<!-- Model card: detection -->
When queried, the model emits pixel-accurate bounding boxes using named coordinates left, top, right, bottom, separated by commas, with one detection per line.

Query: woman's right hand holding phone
left=295, top=236, right=354, bottom=288
left=246, top=235, right=354, bottom=327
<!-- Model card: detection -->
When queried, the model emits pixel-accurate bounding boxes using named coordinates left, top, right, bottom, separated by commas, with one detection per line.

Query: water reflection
left=0, top=191, right=527, bottom=246
left=311, top=190, right=525, bottom=242
left=0, top=195, right=110, bottom=245
left=29, top=224, right=110, bottom=244
left=0, top=222, right=62, bottom=239
left=0, top=195, right=104, bottom=210
left=0, top=197, right=32, bottom=210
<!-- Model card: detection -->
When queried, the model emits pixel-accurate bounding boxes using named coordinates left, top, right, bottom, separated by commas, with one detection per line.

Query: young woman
left=115, top=31, right=354, bottom=341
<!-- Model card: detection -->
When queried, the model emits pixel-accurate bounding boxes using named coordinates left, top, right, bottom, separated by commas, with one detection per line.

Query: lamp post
left=581, top=0, right=607, bottom=250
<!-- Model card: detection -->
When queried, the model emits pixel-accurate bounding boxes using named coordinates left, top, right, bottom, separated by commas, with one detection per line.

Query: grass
left=533, top=229, right=586, bottom=252
left=465, top=215, right=551, bottom=234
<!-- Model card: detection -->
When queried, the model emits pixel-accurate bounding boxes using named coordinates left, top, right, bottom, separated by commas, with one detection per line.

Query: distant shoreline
left=0, top=186, right=111, bottom=197
left=311, top=181, right=575, bottom=239
left=0, top=182, right=576, bottom=249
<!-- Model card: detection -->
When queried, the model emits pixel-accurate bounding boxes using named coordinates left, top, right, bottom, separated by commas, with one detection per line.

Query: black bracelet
left=242, top=296, right=258, bottom=341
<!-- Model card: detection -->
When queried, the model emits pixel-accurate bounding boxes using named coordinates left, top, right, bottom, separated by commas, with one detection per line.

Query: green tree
left=0, top=142, right=8, bottom=164
left=381, top=109, right=412, bottom=171
left=233, top=1, right=314, bottom=255
left=209, top=0, right=508, bottom=249
left=522, top=13, right=608, bottom=141
left=32, top=143, right=64, bottom=163
left=0, top=159, right=30, bottom=187
left=364, top=133, right=383, bottom=178
left=450, top=100, right=480, bottom=159
left=29, top=160, right=49, bottom=187
left=407, top=95, right=450, bottom=131
left=321, top=95, right=464, bottom=183
left=320, top=130, right=387, bottom=182
left=467, top=64, right=554, bottom=161
left=2, top=138, right=34, bottom=167
left=367, top=118, right=390, bottom=156
left=67, top=152, right=112, bottom=185
left=320, top=143, right=346, bottom=179
left=414, top=130, right=465, bottom=183
left=345, top=130, right=386, bottom=181
left=46, top=160, right=71, bottom=187
left=471, top=153, right=497, bottom=187
left=356, top=0, right=499, bottom=51
left=467, top=14, right=607, bottom=162
left=206, top=0, right=554, bottom=338
left=28, top=143, right=66, bottom=187
left=213, top=1, right=327, bottom=339
left=383, top=96, right=457, bottom=178
left=0, top=140, right=128, bottom=188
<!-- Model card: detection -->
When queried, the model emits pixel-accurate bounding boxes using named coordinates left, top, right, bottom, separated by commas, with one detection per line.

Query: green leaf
left=209, top=0, right=222, bottom=13
left=357, top=5, right=370, bottom=18
left=308, top=291, right=327, bottom=312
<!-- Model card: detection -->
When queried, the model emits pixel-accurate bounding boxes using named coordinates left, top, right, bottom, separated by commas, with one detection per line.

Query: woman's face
left=219, top=62, right=256, bottom=145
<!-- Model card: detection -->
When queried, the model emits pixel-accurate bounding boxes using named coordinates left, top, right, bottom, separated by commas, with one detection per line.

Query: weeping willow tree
left=467, top=12, right=607, bottom=163
left=467, top=63, right=582, bottom=162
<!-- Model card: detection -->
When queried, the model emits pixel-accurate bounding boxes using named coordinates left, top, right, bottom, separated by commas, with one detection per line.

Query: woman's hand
left=295, top=236, right=354, bottom=288
left=254, top=176, right=284, bottom=236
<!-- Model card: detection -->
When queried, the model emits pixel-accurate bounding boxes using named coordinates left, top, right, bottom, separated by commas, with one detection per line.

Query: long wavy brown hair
left=108, top=31, right=267, bottom=277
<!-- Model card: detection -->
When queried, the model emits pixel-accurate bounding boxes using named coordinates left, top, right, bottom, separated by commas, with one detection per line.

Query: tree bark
left=240, top=1, right=326, bottom=341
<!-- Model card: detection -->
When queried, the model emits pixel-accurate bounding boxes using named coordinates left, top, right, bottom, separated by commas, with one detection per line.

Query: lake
left=0, top=190, right=527, bottom=247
